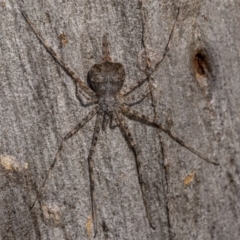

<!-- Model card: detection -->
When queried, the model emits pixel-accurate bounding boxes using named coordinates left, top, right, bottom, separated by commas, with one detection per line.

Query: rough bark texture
left=0, top=0, right=240, bottom=239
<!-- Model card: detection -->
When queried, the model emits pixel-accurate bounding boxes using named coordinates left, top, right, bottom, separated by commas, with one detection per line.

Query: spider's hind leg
left=102, top=113, right=110, bottom=131
left=115, top=110, right=155, bottom=229
left=120, top=104, right=219, bottom=165
left=87, top=111, right=104, bottom=237
left=30, top=106, right=99, bottom=209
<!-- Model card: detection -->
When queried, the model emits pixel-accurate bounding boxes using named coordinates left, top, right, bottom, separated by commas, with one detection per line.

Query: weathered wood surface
left=0, top=0, right=240, bottom=239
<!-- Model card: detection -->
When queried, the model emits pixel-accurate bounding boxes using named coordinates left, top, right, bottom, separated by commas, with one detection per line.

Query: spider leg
left=102, top=113, right=110, bottom=131
left=109, top=114, right=118, bottom=129
left=120, top=77, right=148, bottom=97
left=120, top=8, right=180, bottom=97
left=21, top=11, right=97, bottom=101
left=123, top=87, right=151, bottom=106
left=87, top=111, right=104, bottom=237
left=115, top=111, right=154, bottom=229
left=30, top=106, right=99, bottom=209
left=76, top=86, right=98, bottom=107
left=120, top=104, right=219, bottom=165
left=150, top=7, right=180, bottom=75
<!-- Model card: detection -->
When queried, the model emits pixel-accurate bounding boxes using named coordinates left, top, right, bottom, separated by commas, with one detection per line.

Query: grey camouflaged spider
left=22, top=8, right=218, bottom=237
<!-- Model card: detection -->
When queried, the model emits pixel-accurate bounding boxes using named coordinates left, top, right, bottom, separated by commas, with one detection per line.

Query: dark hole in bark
left=193, top=50, right=211, bottom=77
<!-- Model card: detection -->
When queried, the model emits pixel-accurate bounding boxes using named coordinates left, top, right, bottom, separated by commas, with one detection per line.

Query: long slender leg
left=120, top=77, right=148, bottom=96
left=150, top=7, right=180, bottom=75
left=123, top=87, right=151, bottom=106
left=120, top=104, right=219, bottom=165
left=76, top=86, right=98, bottom=107
left=21, top=11, right=97, bottom=101
left=109, top=114, right=118, bottom=130
left=120, top=7, right=180, bottom=97
left=115, top=111, right=154, bottom=229
left=102, top=113, right=109, bottom=131
left=31, top=106, right=99, bottom=209
left=87, top=112, right=103, bottom=237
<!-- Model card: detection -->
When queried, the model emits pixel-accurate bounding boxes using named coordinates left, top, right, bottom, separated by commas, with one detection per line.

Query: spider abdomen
left=89, top=61, right=126, bottom=96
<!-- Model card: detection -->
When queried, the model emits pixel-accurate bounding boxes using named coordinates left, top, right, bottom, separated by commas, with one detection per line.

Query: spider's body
left=89, top=61, right=125, bottom=114
left=22, top=9, right=217, bottom=237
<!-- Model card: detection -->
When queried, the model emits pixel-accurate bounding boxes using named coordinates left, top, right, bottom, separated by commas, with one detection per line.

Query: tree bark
left=0, top=0, right=240, bottom=239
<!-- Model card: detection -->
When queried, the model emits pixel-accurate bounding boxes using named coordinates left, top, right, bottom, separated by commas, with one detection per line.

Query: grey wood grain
left=0, top=0, right=239, bottom=239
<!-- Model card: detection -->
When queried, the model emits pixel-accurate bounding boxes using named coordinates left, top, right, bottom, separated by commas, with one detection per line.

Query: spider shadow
left=75, top=71, right=97, bottom=107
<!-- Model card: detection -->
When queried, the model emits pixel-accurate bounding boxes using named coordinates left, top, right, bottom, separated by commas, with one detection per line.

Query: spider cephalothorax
left=22, top=8, right=218, bottom=237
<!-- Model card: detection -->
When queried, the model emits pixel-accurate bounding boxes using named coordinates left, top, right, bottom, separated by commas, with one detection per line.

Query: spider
left=22, top=9, right=218, bottom=237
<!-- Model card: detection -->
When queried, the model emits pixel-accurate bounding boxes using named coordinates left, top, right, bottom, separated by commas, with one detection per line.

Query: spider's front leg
left=120, top=104, right=219, bottom=165
left=120, top=8, right=180, bottom=103
left=115, top=110, right=155, bottom=229
left=76, top=85, right=98, bottom=107
left=21, top=11, right=97, bottom=102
